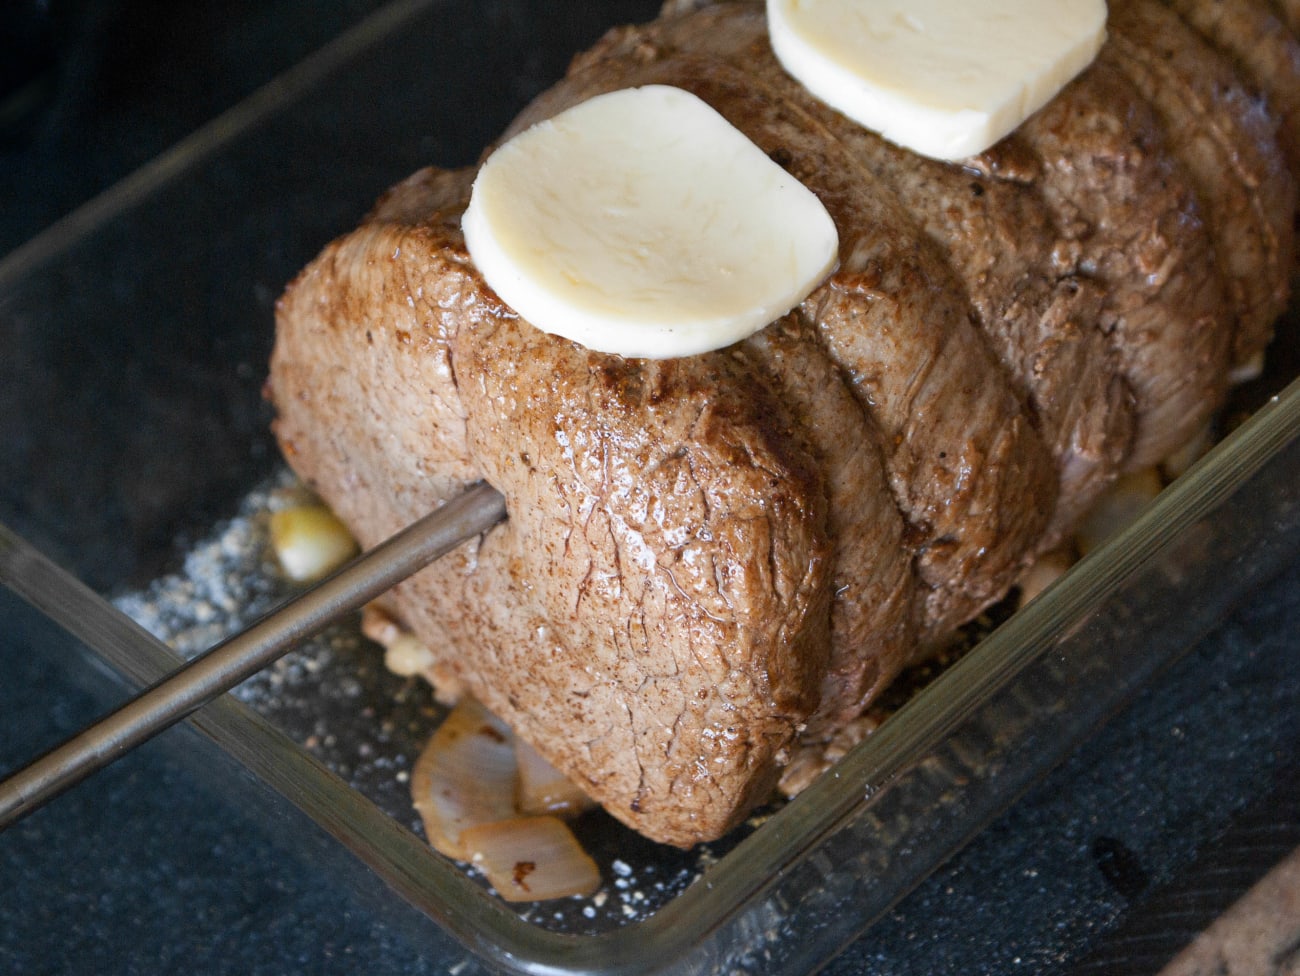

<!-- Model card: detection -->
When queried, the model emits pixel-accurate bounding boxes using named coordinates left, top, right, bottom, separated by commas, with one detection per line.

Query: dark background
left=0, top=0, right=391, bottom=255
left=1, top=3, right=1298, bottom=974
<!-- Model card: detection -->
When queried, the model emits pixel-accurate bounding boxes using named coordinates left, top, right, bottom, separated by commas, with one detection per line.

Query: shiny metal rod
left=0, top=482, right=506, bottom=830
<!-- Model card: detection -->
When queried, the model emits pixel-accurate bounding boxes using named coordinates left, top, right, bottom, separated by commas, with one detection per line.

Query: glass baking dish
left=2, top=0, right=1298, bottom=972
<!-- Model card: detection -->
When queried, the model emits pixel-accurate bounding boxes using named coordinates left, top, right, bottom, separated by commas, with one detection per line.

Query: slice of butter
left=462, top=85, right=838, bottom=360
left=767, top=0, right=1107, bottom=161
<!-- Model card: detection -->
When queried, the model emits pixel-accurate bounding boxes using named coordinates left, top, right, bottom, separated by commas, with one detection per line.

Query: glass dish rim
left=2, top=0, right=1298, bottom=967
left=54, top=368, right=1299, bottom=976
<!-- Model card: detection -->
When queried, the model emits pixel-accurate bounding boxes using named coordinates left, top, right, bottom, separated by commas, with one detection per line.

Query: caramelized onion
left=460, top=816, right=600, bottom=902
left=360, top=603, right=404, bottom=647
left=383, top=633, right=436, bottom=678
left=364, top=603, right=465, bottom=704
left=1161, top=423, right=1214, bottom=481
left=1076, top=468, right=1163, bottom=556
left=411, top=698, right=518, bottom=859
left=514, top=739, right=594, bottom=818
left=1017, top=549, right=1074, bottom=608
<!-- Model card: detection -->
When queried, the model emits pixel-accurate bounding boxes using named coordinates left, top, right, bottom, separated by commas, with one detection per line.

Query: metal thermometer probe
left=0, top=482, right=506, bottom=830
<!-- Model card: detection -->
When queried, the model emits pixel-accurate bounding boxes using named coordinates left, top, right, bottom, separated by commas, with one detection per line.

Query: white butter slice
left=767, top=0, right=1107, bottom=161
left=462, top=85, right=839, bottom=359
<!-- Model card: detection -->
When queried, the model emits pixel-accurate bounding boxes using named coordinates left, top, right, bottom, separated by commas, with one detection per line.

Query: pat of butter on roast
left=767, top=0, right=1107, bottom=161
left=462, top=85, right=839, bottom=359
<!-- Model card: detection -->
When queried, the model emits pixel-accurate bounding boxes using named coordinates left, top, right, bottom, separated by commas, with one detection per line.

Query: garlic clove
left=268, top=504, right=358, bottom=582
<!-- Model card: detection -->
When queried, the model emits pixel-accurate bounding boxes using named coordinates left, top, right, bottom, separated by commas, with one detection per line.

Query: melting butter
left=462, top=85, right=838, bottom=359
left=767, top=0, right=1107, bottom=160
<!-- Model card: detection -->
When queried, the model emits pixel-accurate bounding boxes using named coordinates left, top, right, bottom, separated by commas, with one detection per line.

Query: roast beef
left=1110, top=0, right=1293, bottom=367
left=1164, top=0, right=1300, bottom=178
left=268, top=0, right=1296, bottom=846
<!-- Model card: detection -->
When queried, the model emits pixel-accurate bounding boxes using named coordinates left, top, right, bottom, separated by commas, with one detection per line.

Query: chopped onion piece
left=1161, top=423, right=1214, bottom=481
left=268, top=505, right=358, bottom=582
left=411, top=699, right=518, bottom=859
left=1228, top=350, right=1265, bottom=386
left=422, top=665, right=467, bottom=708
left=361, top=605, right=463, bottom=703
left=461, top=816, right=601, bottom=902
left=360, top=603, right=404, bottom=647
left=383, top=633, right=436, bottom=678
left=1017, top=549, right=1074, bottom=608
left=514, top=739, right=595, bottom=818
left=1075, top=468, right=1163, bottom=556
left=778, top=711, right=883, bottom=797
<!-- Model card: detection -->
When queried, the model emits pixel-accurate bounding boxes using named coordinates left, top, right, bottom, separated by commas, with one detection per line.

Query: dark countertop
left=2, top=3, right=1298, bottom=973
left=3, top=552, right=1296, bottom=976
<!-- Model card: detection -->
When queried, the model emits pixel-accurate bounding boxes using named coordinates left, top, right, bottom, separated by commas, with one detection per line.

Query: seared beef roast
left=268, top=0, right=1297, bottom=846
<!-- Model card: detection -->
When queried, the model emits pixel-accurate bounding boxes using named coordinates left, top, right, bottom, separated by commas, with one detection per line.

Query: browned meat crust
left=740, top=318, right=915, bottom=738
left=276, top=167, right=844, bottom=844
left=1110, top=0, right=1294, bottom=368
left=268, top=0, right=1295, bottom=846
left=1273, top=0, right=1300, bottom=38
left=511, top=26, right=1059, bottom=641
left=1014, top=54, right=1230, bottom=468
left=1163, top=0, right=1300, bottom=180
left=602, top=2, right=1129, bottom=546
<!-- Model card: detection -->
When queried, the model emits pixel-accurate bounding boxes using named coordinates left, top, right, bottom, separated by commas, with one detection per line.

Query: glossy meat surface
left=269, top=0, right=1296, bottom=845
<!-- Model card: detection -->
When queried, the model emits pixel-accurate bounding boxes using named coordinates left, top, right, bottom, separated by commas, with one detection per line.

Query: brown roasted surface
left=268, top=0, right=1298, bottom=847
